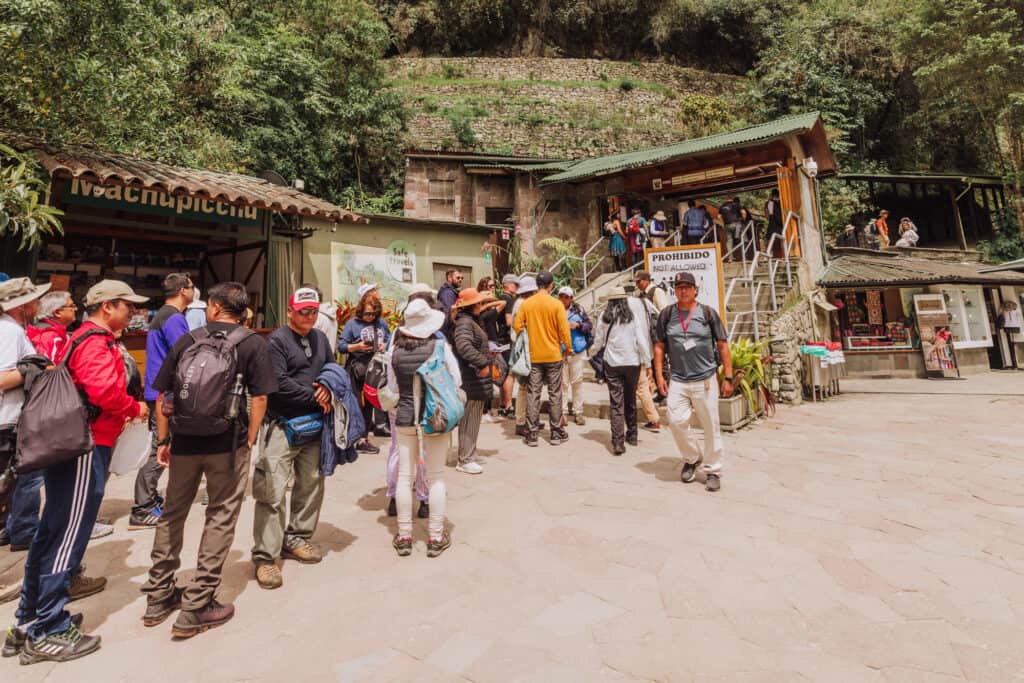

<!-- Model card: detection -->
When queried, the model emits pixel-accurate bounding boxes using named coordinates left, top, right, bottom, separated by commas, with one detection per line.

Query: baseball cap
left=501, top=274, right=520, bottom=286
left=289, top=287, right=320, bottom=310
left=357, top=282, right=379, bottom=299
left=84, top=279, right=148, bottom=307
left=557, top=286, right=574, bottom=298
left=672, top=272, right=697, bottom=287
left=536, top=271, right=554, bottom=287
left=634, top=270, right=652, bottom=281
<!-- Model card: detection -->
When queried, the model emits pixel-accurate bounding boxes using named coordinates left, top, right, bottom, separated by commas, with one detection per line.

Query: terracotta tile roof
left=2, top=133, right=364, bottom=223
left=818, top=254, right=1024, bottom=288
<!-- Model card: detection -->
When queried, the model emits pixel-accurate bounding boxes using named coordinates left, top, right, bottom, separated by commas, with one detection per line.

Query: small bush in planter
left=722, top=339, right=775, bottom=417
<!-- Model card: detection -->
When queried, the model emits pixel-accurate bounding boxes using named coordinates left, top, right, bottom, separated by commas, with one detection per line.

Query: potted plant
left=719, top=339, right=774, bottom=427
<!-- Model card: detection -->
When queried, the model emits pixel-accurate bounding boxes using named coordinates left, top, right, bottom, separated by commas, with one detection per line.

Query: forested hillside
left=1, top=0, right=1022, bottom=218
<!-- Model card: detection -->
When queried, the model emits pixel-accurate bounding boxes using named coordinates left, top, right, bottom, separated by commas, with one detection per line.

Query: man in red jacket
left=13, top=280, right=149, bottom=665
left=27, top=290, right=77, bottom=362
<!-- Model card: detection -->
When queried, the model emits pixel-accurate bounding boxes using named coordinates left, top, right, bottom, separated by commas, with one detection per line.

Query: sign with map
left=331, top=240, right=417, bottom=306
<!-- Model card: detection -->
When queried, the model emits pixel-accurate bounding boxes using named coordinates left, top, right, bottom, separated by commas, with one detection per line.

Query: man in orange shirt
left=513, top=271, right=573, bottom=447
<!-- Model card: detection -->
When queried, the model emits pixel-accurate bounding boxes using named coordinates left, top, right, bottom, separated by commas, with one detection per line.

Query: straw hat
left=604, top=286, right=628, bottom=301
left=454, top=287, right=495, bottom=309
left=399, top=298, right=445, bottom=339
left=0, top=277, right=51, bottom=313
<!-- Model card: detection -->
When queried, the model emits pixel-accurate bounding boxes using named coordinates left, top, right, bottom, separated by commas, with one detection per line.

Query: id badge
left=682, top=338, right=696, bottom=351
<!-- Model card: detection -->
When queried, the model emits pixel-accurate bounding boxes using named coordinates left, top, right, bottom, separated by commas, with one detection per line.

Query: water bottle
left=225, top=373, right=244, bottom=419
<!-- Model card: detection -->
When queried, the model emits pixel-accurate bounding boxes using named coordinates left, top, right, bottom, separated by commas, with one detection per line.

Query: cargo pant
left=251, top=425, right=324, bottom=566
left=526, top=361, right=564, bottom=437
left=636, top=367, right=660, bottom=425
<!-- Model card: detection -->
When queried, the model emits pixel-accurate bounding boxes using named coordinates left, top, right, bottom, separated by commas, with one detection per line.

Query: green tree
left=0, top=144, right=63, bottom=250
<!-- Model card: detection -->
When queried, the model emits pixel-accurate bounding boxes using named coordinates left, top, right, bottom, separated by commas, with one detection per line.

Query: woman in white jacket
left=591, top=287, right=653, bottom=455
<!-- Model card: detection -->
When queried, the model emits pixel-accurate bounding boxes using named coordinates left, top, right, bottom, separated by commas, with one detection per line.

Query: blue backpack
left=416, top=333, right=465, bottom=435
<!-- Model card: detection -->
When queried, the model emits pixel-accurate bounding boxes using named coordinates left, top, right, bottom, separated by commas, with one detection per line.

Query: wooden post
left=948, top=187, right=968, bottom=251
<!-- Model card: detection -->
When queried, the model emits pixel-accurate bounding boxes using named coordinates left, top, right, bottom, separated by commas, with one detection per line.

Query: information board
left=644, top=244, right=726, bottom=322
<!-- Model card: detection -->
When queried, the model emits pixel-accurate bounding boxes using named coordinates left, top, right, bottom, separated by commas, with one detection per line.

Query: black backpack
left=15, top=329, right=106, bottom=474
left=167, top=326, right=252, bottom=436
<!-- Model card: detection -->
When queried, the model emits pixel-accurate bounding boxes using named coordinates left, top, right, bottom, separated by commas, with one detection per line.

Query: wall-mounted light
left=803, top=157, right=819, bottom=178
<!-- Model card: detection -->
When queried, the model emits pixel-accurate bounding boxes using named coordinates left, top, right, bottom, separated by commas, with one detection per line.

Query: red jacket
left=62, top=322, right=140, bottom=447
left=27, top=319, right=68, bottom=363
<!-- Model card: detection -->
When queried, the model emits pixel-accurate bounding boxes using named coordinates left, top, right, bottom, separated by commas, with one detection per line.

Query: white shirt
left=0, top=314, right=36, bottom=429
left=315, top=303, right=339, bottom=354
left=591, top=298, right=653, bottom=369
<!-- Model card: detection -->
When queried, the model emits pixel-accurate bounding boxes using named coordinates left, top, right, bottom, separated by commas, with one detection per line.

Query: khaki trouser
left=636, top=367, right=660, bottom=424
left=143, top=446, right=250, bottom=611
left=561, top=352, right=587, bottom=415
left=251, top=425, right=324, bottom=565
left=665, top=378, right=724, bottom=474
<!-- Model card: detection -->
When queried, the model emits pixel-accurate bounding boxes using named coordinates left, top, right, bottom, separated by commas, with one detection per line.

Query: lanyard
left=676, top=304, right=698, bottom=336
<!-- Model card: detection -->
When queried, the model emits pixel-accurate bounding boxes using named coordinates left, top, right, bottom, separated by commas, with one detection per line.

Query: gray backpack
left=168, top=326, right=252, bottom=436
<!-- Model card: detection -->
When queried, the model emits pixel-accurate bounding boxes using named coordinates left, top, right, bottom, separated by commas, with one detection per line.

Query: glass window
left=936, top=285, right=991, bottom=346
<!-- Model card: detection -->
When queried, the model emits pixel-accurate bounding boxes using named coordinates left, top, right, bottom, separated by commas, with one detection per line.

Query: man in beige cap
left=0, top=278, right=51, bottom=598
left=12, top=279, right=149, bottom=664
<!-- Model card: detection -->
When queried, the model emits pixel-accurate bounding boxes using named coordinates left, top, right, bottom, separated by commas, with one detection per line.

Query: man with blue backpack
left=558, top=287, right=592, bottom=426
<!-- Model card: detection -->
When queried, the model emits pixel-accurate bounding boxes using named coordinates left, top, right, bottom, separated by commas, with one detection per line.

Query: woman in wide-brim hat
left=386, top=298, right=462, bottom=557
left=451, top=288, right=499, bottom=476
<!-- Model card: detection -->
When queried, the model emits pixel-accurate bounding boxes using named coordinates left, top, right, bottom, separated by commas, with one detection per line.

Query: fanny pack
left=280, top=413, right=323, bottom=447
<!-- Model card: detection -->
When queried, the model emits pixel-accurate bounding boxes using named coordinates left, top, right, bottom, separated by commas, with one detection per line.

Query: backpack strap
left=702, top=305, right=720, bottom=344
left=59, top=328, right=109, bottom=368
left=225, top=326, right=254, bottom=346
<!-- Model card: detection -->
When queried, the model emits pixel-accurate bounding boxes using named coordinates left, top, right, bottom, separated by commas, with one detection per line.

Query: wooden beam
left=948, top=187, right=968, bottom=251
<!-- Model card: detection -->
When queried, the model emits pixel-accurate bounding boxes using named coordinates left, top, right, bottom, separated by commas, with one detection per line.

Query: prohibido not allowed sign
left=644, top=244, right=726, bottom=323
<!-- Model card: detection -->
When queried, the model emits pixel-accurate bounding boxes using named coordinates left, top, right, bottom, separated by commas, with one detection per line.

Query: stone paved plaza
left=3, top=374, right=1024, bottom=682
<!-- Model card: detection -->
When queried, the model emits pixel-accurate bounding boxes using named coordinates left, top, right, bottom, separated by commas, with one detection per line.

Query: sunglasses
left=299, top=337, right=312, bottom=359
left=294, top=308, right=318, bottom=317
left=361, top=310, right=380, bottom=318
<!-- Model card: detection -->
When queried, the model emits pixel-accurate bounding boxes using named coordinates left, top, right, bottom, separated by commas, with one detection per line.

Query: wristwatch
left=156, top=436, right=171, bottom=447
left=722, top=376, right=734, bottom=383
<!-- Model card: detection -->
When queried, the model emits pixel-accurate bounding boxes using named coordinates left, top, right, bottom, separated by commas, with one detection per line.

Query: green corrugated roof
left=818, top=254, right=1024, bottom=288
left=540, top=112, right=823, bottom=186
left=464, top=160, right=573, bottom=173
left=979, top=257, right=1024, bottom=273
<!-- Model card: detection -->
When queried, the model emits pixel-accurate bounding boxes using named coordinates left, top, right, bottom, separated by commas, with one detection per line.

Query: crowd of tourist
left=0, top=263, right=734, bottom=664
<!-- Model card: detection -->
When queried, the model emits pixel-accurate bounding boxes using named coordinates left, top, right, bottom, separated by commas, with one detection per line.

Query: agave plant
left=722, top=338, right=774, bottom=416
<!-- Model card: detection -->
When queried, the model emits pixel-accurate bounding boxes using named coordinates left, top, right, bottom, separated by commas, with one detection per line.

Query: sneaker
left=524, top=434, right=538, bottom=448
left=417, top=501, right=429, bottom=519
left=705, top=474, right=721, bottom=492
left=171, top=600, right=234, bottom=639
left=456, top=461, right=483, bottom=475
left=0, top=580, right=21, bottom=605
left=4, top=614, right=83, bottom=658
left=19, top=622, right=100, bottom=664
left=612, top=443, right=626, bottom=456
left=392, top=535, right=412, bottom=557
left=373, top=426, right=391, bottom=438
left=68, top=574, right=107, bottom=602
left=129, top=508, right=161, bottom=529
left=514, top=424, right=529, bottom=437
left=626, top=435, right=638, bottom=447
left=427, top=532, right=451, bottom=558
left=255, top=563, right=282, bottom=590
left=282, top=541, right=323, bottom=564
left=681, top=457, right=703, bottom=484
left=356, top=440, right=380, bottom=454
left=642, top=422, right=661, bottom=433
left=566, top=406, right=575, bottom=417
left=387, top=497, right=397, bottom=517
left=142, top=587, right=183, bottom=627
left=549, top=428, right=568, bottom=446
left=498, top=407, right=514, bottom=419
left=90, top=522, right=114, bottom=540
left=574, top=413, right=586, bottom=426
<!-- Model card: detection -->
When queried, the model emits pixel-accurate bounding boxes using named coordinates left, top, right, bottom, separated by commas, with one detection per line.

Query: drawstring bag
left=510, top=328, right=531, bottom=378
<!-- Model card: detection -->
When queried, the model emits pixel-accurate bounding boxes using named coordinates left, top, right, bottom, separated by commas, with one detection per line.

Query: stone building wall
left=768, top=296, right=817, bottom=404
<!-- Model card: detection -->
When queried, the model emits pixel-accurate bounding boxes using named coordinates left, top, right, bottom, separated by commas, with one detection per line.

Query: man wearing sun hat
left=13, top=279, right=149, bottom=664
left=252, top=286, right=335, bottom=590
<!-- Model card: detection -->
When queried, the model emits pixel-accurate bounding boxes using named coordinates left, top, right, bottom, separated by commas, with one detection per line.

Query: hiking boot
left=705, top=474, right=721, bottom=492
left=387, top=497, right=397, bottom=517
left=255, top=563, right=283, bottom=590
left=68, top=574, right=106, bottom=602
left=418, top=501, right=429, bottom=519
left=524, top=433, right=538, bottom=448
left=514, top=424, right=529, bottom=437
left=612, top=443, right=626, bottom=456
left=681, top=458, right=703, bottom=484
left=456, top=461, right=483, bottom=475
left=4, top=614, right=83, bottom=658
left=129, top=508, right=162, bottom=529
left=356, top=440, right=380, bottom=454
left=392, top=535, right=412, bottom=557
left=282, top=541, right=322, bottom=564
left=142, top=587, right=183, bottom=628
left=626, top=435, right=638, bottom=447
left=90, top=522, right=114, bottom=540
left=171, top=600, right=234, bottom=639
left=0, top=580, right=20, bottom=605
left=642, top=421, right=661, bottom=433
left=574, top=413, right=586, bottom=426
left=9, top=541, right=30, bottom=552
left=427, top=532, right=451, bottom=558
left=19, top=622, right=100, bottom=665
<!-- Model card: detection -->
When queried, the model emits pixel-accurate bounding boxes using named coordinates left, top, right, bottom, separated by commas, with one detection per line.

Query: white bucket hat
left=399, top=298, right=445, bottom=339
left=0, top=277, right=52, bottom=313
left=517, top=276, right=538, bottom=295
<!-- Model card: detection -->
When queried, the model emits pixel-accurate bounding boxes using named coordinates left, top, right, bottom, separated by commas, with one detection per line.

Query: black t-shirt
left=153, top=321, right=278, bottom=455
left=266, top=326, right=333, bottom=420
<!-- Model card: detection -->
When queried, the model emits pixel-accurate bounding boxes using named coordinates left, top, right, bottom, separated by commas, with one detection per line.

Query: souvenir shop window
left=936, top=286, right=991, bottom=347
left=831, top=289, right=913, bottom=350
